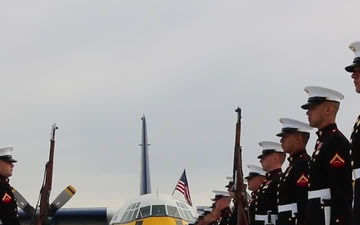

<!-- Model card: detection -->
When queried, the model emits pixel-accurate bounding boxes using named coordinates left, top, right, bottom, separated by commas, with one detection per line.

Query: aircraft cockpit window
left=137, top=206, right=151, bottom=219
left=183, top=210, right=193, bottom=221
left=166, top=205, right=179, bottom=218
left=120, top=211, right=130, bottom=224
left=177, top=208, right=186, bottom=220
left=131, top=208, right=139, bottom=221
left=152, top=205, right=166, bottom=216
left=124, top=210, right=134, bottom=222
left=127, top=203, right=134, bottom=210
left=179, top=202, right=187, bottom=209
left=176, top=202, right=182, bottom=208
left=176, top=202, right=187, bottom=209
left=127, top=202, right=139, bottom=210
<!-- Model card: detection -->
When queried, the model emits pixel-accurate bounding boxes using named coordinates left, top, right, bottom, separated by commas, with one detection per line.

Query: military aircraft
left=108, top=116, right=198, bottom=225
left=16, top=116, right=198, bottom=225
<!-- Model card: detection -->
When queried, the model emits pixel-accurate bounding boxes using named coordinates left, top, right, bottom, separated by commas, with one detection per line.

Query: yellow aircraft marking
left=113, top=216, right=188, bottom=225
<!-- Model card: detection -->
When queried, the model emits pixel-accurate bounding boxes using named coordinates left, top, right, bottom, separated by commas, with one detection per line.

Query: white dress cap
left=210, top=190, right=230, bottom=201
left=245, top=164, right=266, bottom=179
left=257, top=141, right=283, bottom=159
left=276, top=118, right=313, bottom=137
left=345, top=41, right=360, bottom=72
left=212, top=190, right=229, bottom=197
left=349, top=42, right=360, bottom=58
left=0, top=146, right=17, bottom=163
left=258, top=141, right=282, bottom=151
left=225, top=176, right=234, bottom=188
left=301, top=86, right=344, bottom=109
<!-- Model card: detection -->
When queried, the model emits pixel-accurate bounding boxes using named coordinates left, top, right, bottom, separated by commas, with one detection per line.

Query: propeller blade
left=11, top=188, right=36, bottom=217
left=48, top=185, right=76, bottom=217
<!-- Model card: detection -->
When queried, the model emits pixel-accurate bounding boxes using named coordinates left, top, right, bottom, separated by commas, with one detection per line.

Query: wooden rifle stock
left=233, top=108, right=248, bottom=225
left=36, top=124, right=58, bottom=225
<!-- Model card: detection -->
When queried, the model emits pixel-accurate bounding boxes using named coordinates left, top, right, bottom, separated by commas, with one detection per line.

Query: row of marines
left=1, top=44, right=360, bottom=225
left=191, top=41, right=360, bottom=225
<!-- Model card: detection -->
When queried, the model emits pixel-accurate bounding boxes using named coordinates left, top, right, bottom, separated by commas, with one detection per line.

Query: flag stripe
left=174, top=170, right=192, bottom=206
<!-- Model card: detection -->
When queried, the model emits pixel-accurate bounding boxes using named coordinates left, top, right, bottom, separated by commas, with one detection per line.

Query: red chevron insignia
left=329, top=153, right=345, bottom=168
left=296, top=173, right=309, bottom=187
left=2, top=193, right=12, bottom=203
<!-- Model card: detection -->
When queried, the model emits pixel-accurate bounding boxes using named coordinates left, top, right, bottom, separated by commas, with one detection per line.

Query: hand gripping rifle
left=35, top=123, right=58, bottom=225
left=233, top=108, right=249, bottom=225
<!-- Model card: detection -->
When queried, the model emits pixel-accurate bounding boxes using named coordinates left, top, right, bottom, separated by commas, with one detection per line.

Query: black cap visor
left=245, top=172, right=264, bottom=180
left=0, top=156, right=17, bottom=163
left=345, top=58, right=360, bottom=72
left=301, top=97, right=328, bottom=110
left=276, top=128, right=299, bottom=137
left=225, top=181, right=234, bottom=188
left=257, top=149, right=285, bottom=159
left=345, top=63, right=356, bottom=73
left=257, top=150, right=275, bottom=159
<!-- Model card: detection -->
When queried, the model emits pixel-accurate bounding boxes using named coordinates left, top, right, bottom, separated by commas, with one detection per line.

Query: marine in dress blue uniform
left=345, top=41, right=360, bottom=225
left=191, top=210, right=213, bottom=225
left=253, top=141, right=285, bottom=225
left=245, top=165, right=266, bottom=225
left=224, top=180, right=238, bottom=225
left=276, top=118, right=312, bottom=225
left=0, top=146, right=20, bottom=225
left=225, top=177, right=251, bottom=225
left=301, top=86, right=353, bottom=225
left=210, top=190, right=231, bottom=225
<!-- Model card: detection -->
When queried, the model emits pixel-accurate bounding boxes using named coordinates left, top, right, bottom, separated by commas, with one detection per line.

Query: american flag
left=173, top=169, right=192, bottom=206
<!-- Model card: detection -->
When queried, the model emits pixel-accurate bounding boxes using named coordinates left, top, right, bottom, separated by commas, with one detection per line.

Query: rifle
left=233, top=108, right=249, bottom=225
left=35, top=123, right=58, bottom=225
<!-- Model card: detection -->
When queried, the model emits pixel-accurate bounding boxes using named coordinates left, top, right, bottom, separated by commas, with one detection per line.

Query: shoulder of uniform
left=330, top=136, right=350, bottom=148
left=329, top=128, right=348, bottom=140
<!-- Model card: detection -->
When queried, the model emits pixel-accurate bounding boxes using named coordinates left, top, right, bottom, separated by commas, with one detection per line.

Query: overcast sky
left=1, top=1, right=360, bottom=209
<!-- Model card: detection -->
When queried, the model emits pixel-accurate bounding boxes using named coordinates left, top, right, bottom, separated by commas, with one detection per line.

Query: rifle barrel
left=233, top=108, right=249, bottom=225
left=36, top=124, right=58, bottom=225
